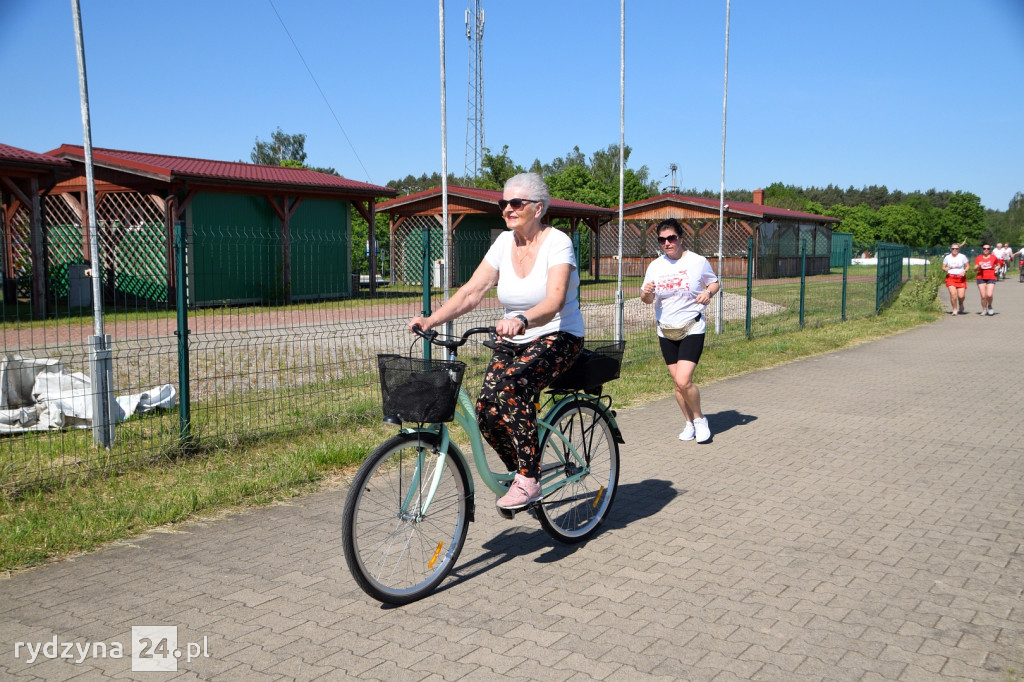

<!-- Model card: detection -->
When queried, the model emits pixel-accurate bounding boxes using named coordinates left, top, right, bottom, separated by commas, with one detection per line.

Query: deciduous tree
left=252, top=127, right=307, bottom=166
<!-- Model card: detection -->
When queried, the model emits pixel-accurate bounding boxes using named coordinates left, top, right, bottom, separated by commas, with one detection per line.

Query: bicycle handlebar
left=411, top=325, right=499, bottom=350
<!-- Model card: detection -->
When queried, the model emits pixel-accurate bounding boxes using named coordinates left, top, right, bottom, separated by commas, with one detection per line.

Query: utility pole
left=464, top=1, right=485, bottom=181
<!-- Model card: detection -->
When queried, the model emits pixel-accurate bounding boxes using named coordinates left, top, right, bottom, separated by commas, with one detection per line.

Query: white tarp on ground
left=851, top=257, right=929, bottom=265
left=0, top=354, right=176, bottom=434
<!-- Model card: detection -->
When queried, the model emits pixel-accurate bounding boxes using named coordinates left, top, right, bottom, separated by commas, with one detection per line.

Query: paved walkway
left=2, top=279, right=1022, bottom=681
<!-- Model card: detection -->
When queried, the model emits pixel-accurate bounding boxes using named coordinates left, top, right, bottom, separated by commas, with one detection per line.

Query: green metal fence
left=875, top=242, right=907, bottom=312
left=1, top=217, right=921, bottom=491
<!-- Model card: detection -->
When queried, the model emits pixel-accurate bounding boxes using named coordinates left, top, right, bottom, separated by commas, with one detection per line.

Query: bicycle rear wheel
left=537, top=399, right=619, bottom=543
left=342, top=432, right=470, bottom=604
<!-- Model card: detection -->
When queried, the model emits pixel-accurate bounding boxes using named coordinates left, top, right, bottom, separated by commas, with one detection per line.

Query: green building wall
left=188, top=192, right=351, bottom=305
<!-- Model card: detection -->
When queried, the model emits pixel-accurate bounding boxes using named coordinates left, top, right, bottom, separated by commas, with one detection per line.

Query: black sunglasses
left=657, top=234, right=680, bottom=245
left=498, top=198, right=539, bottom=211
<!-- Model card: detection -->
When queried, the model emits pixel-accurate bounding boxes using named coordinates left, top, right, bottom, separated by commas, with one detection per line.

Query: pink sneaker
left=496, top=474, right=542, bottom=510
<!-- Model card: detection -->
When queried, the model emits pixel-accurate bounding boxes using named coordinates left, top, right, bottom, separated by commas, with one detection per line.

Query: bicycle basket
left=548, top=340, right=625, bottom=392
left=377, top=354, right=467, bottom=423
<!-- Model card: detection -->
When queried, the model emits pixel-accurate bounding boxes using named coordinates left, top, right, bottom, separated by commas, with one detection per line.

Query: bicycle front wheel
left=537, top=399, right=619, bottom=543
left=342, top=432, right=470, bottom=604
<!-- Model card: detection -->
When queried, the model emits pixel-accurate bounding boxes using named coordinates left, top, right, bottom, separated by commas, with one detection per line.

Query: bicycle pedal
left=496, top=506, right=516, bottom=520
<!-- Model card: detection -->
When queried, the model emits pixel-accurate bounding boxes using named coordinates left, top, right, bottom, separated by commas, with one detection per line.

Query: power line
left=266, top=0, right=372, bottom=182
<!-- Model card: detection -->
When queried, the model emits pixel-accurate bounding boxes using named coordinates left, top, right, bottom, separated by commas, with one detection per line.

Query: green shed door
left=189, top=193, right=280, bottom=304
left=287, top=198, right=350, bottom=300
left=188, top=193, right=351, bottom=304
left=454, top=215, right=499, bottom=284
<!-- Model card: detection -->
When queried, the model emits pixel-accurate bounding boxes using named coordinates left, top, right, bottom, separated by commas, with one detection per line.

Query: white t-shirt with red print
left=942, top=252, right=969, bottom=275
left=642, top=250, right=719, bottom=336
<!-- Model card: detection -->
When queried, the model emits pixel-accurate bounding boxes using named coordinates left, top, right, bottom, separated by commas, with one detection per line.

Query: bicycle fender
left=599, top=404, right=626, bottom=444
left=399, top=425, right=477, bottom=523
left=543, top=394, right=625, bottom=445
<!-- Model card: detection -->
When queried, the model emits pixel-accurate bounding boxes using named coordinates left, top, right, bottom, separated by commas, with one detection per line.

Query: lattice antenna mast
left=464, top=1, right=485, bottom=181
left=667, top=163, right=680, bottom=194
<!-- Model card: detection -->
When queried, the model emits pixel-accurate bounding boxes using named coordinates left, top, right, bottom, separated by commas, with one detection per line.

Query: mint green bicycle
left=342, top=327, right=624, bottom=604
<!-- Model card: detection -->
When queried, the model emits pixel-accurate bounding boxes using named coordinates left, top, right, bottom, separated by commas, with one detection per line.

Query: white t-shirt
left=942, top=252, right=969, bottom=275
left=641, top=250, right=719, bottom=336
left=483, top=228, right=584, bottom=343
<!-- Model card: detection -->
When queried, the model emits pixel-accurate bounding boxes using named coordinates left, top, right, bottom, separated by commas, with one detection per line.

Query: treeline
left=249, top=128, right=1020, bottom=251
left=386, top=143, right=660, bottom=207
left=756, top=182, right=989, bottom=248
left=752, top=182, right=1022, bottom=249
left=385, top=144, right=1021, bottom=249
left=685, top=183, right=972, bottom=212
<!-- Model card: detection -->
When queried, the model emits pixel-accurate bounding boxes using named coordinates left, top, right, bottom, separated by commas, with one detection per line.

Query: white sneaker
left=678, top=422, right=695, bottom=441
left=693, top=417, right=711, bottom=443
left=987, top=309, right=995, bottom=316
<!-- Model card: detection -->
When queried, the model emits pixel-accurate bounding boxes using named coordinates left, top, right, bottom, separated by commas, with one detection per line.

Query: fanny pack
left=658, top=313, right=702, bottom=341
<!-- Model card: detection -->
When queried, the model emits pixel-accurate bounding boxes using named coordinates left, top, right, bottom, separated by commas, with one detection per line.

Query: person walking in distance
left=998, top=243, right=1015, bottom=278
left=994, top=243, right=1007, bottom=279
left=942, top=243, right=969, bottom=315
left=973, top=244, right=1000, bottom=315
left=640, top=218, right=720, bottom=444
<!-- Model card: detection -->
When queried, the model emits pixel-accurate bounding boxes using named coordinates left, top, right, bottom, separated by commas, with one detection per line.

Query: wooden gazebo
left=0, top=143, right=72, bottom=318
left=376, top=186, right=614, bottom=286
left=3, top=143, right=396, bottom=309
left=611, top=190, right=841, bottom=279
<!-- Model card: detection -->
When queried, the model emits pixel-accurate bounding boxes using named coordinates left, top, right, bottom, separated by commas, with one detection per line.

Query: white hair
left=504, top=172, right=550, bottom=215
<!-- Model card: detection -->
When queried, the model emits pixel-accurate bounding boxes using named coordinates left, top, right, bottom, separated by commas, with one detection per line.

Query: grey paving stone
left=2, top=284, right=1022, bottom=680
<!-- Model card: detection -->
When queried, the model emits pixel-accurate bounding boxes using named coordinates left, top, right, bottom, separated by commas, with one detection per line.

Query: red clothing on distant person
left=975, top=253, right=1000, bottom=281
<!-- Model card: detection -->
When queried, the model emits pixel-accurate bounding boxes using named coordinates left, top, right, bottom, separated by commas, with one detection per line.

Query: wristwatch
left=513, top=314, right=529, bottom=333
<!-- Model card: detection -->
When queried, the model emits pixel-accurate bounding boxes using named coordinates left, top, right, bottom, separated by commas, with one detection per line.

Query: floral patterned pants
left=476, top=332, right=584, bottom=479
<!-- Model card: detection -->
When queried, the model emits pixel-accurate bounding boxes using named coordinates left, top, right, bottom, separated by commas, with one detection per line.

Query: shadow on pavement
left=432, top=479, right=681, bottom=597
left=705, top=408, right=756, bottom=435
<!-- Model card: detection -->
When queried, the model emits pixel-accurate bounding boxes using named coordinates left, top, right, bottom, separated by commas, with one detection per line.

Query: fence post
left=88, top=333, right=115, bottom=447
left=875, top=242, right=883, bottom=314
left=745, top=237, right=753, bottom=339
left=799, top=240, right=806, bottom=329
left=905, top=246, right=911, bottom=280
left=421, top=222, right=432, bottom=360
left=841, top=240, right=849, bottom=322
left=174, top=222, right=191, bottom=443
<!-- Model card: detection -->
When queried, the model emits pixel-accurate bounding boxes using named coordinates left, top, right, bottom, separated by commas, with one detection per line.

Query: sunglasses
left=951, top=246, right=959, bottom=249
left=983, top=247, right=991, bottom=251
left=498, top=198, right=539, bottom=211
left=657, top=234, right=680, bottom=245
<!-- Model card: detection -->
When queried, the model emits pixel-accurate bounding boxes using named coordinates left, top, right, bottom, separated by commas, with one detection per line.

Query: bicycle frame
left=395, top=385, right=620, bottom=522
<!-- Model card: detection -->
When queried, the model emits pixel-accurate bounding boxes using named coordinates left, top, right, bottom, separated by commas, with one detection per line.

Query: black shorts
left=659, top=332, right=706, bottom=366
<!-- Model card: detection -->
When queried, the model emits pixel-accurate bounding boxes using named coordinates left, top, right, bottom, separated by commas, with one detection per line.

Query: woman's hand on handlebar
left=408, top=316, right=433, bottom=333
left=494, top=316, right=523, bottom=341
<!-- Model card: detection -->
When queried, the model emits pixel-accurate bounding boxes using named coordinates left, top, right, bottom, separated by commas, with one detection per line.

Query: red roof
left=377, top=185, right=614, bottom=219
left=45, top=144, right=395, bottom=197
left=624, top=193, right=839, bottom=223
left=0, top=142, right=71, bottom=168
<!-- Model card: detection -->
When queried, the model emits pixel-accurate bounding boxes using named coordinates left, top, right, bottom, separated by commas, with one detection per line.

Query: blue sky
left=2, top=1, right=1022, bottom=210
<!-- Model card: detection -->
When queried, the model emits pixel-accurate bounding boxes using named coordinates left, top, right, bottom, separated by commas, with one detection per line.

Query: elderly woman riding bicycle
left=408, top=172, right=584, bottom=511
